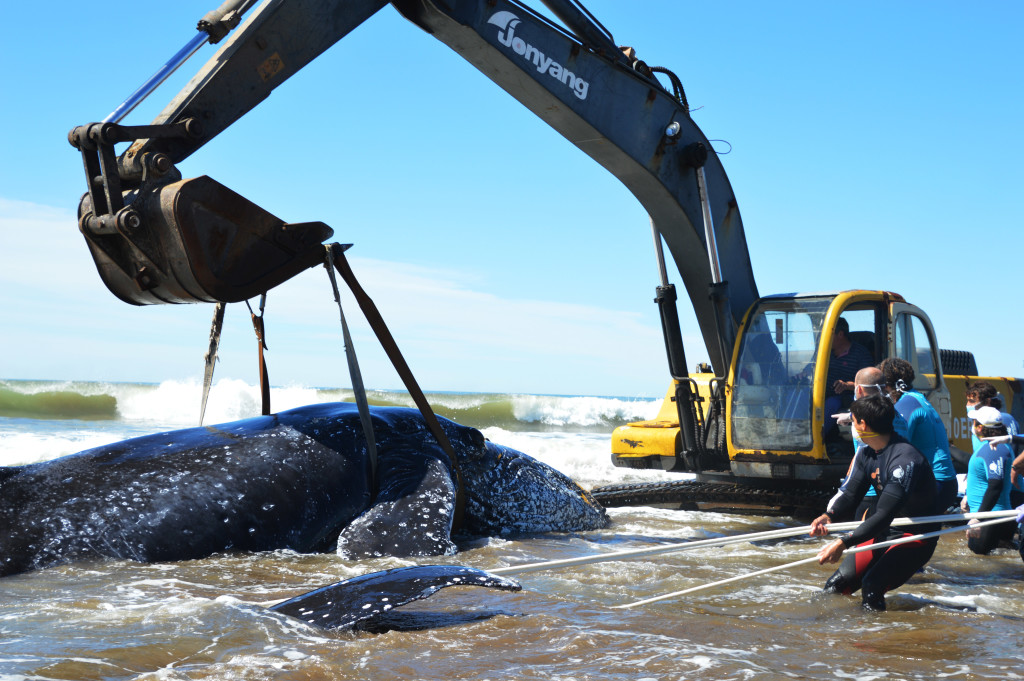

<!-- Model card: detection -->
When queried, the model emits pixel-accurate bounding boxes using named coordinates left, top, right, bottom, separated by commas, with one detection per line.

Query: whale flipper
left=269, top=565, right=521, bottom=630
left=336, top=449, right=458, bottom=558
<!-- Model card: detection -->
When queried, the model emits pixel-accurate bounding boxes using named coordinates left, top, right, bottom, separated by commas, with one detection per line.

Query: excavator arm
left=393, top=0, right=759, bottom=374
left=69, top=0, right=758, bottom=374
left=118, top=0, right=392, bottom=165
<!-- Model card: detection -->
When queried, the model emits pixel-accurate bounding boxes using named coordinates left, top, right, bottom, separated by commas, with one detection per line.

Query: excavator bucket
left=78, top=175, right=333, bottom=305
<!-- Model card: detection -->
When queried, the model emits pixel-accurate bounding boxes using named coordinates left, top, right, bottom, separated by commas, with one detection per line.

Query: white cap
left=967, top=405, right=1003, bottom=427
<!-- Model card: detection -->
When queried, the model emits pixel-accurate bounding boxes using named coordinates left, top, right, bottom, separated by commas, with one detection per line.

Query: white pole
left=257, top=510, right=1018, bottom=607
left=489, top=509, right=1016, bottom=577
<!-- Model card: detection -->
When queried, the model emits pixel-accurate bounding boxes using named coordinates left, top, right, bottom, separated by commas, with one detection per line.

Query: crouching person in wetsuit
left=809, top=393, right=939, bottom=611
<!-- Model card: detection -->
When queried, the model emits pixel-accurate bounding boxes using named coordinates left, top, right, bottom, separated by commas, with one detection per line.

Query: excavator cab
left=727, top=292, right=892, bottom=483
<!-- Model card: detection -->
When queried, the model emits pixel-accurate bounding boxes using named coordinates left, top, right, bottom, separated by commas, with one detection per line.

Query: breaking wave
left=0, top=381, right=118, bottom=420
left=0, top=379, right=660, bottom=432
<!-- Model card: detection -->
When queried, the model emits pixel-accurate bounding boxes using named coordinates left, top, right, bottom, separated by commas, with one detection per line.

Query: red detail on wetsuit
left=849, top=533, right=922, bottom=595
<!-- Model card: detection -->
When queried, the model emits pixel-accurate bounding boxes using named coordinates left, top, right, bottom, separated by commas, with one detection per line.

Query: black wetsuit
left=823, top=433, right=939, bottom=610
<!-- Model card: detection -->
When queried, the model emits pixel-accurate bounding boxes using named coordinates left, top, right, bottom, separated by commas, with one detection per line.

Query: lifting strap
left=199, top=301, right=226, bottom=426
left=246, top=294, right=271, bottom=416
left=326, top=244, right=466, bottom=530
left=324, top=244, right=378, bottom=492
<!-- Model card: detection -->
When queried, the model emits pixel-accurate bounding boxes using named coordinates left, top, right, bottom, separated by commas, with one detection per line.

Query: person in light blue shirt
left=879, top=358, right=958, bottom=513
left=990, top=397, right=1019, bottom=436
left=966, top=383, right=1023, bottom=508
left=962, top=406, right=1014, bottom=554
left=984, top=433, right=1024, bottom=565
left=985, top=397, right=1024, bottom=504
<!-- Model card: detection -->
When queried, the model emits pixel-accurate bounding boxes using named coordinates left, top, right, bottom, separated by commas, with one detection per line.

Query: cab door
left=888, top=302, right=952, bottom=432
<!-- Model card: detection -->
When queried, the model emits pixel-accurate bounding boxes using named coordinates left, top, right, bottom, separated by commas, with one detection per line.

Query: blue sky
left=2, top=1, right=1022, bottom=397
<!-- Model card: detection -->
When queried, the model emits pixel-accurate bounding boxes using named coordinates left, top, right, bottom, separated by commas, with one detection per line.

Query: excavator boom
left=70, top=0, right=757, bottom=373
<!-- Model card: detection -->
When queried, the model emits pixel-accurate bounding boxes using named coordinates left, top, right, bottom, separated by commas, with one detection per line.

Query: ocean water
left=0, top=379, right=664, bottom=485
left=2, top=379, right=1023, bottom=680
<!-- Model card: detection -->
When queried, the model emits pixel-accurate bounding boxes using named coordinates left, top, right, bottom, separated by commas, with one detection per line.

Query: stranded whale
left=0, top=402, right=608, bottom=577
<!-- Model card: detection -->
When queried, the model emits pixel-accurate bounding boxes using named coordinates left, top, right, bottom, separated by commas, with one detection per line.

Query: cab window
left=731, top=297, right=832, bottom=451
left=893, top=313, right=938, bottom=389
left=839, top=307, right=881, bottom=365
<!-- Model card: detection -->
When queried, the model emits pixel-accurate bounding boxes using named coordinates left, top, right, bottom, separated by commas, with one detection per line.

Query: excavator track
left=590, top=480, right=836, bottom=517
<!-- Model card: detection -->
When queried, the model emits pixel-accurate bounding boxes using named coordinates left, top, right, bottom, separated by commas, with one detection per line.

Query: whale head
left=454, top=435, right=609, bottom=538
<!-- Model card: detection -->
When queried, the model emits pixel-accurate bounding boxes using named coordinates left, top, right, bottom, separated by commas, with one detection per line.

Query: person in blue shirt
left=965, top=382, right=1019, bottom=452
left=820, top=318, right=874, bottom=437
left=984, top=434, right=1024, bottom=565
left=878, top=358, right=958, bottom=514
left=961, top=405, right=1015, bottom=554
left=986, top=396, right=1024, bottom=508
left=990, top=397, right=1020, bottom=435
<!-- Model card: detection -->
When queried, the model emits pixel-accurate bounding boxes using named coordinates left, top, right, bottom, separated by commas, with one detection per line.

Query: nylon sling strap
left=324, top=244, right=378, bottom=492
left=246, top=294, right=271, bottom=416
left=199, top=301, right=226, bottom=426
left=326, top=244, right=466, bottom=530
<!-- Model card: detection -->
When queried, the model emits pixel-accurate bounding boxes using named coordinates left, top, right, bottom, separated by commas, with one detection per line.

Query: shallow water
left=1, top=382, right=1023, bottom=679
left=2, top=507, right=1022, bottom=680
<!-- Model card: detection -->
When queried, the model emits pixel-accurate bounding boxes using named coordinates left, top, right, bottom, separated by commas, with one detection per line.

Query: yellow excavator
left=600, top=290, right=1023, bottom=512
left=66, top=0, right=1020, bottom=513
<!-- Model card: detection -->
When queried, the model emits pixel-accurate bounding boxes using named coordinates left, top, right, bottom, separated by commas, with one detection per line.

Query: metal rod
left=649, top=216, right=670, bottom=288
left=536, top=0, right=628, bottom=66
left=104, top=32, right=209, bottom=123
left=695, top=165, right=723, bottom=285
